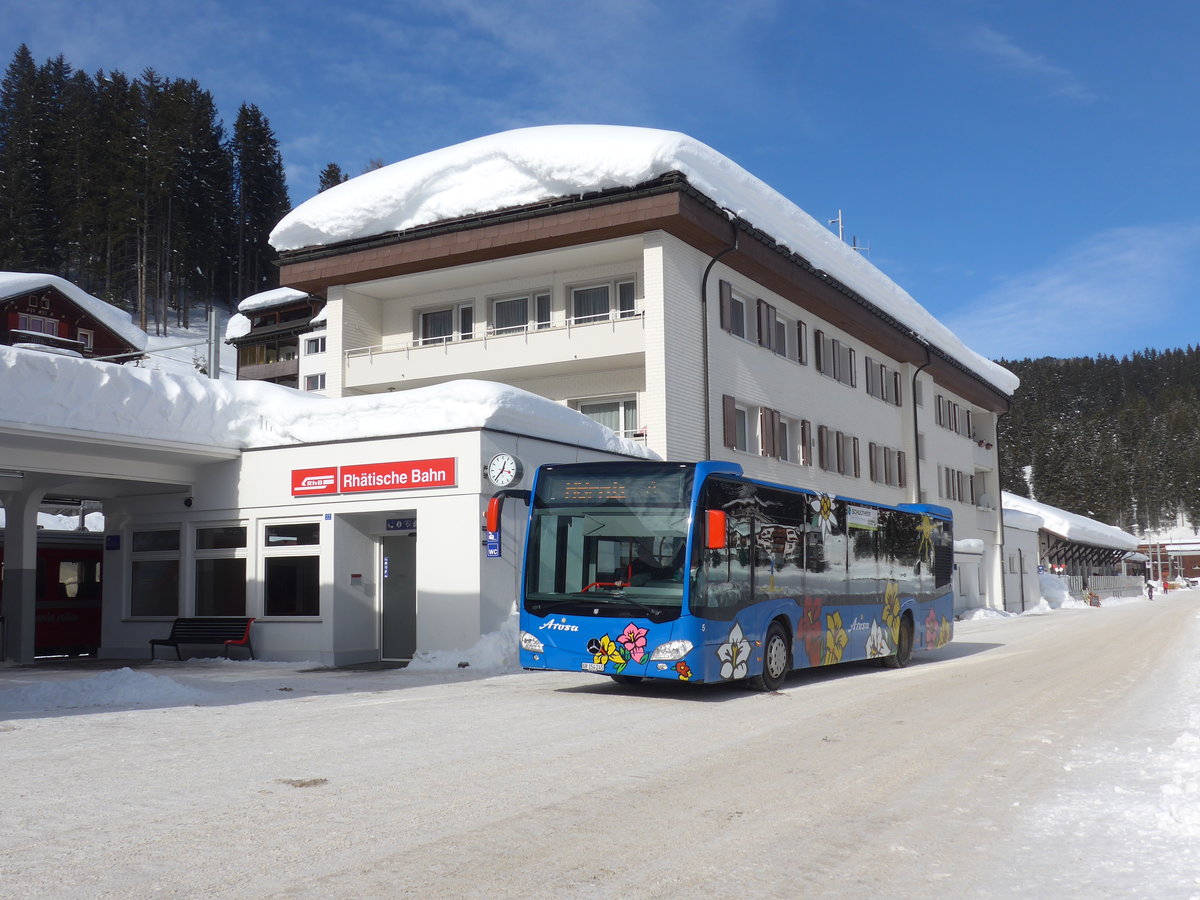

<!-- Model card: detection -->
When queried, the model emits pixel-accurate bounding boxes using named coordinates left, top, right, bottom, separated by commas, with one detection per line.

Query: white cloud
left=944, top=224, right=1200, bottom=359
left=967, top=24, right=1097, bottom=102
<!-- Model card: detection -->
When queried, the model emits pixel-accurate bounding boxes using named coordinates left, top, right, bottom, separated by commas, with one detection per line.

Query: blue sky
left=5, top=0, right=1198, bottom=361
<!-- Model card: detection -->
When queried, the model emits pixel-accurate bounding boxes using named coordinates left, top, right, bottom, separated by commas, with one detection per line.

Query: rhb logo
left=292, top=467, right=338, bottom=496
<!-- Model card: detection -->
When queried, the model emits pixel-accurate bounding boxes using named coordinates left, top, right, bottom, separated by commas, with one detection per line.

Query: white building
left=272, top=126, right=1017, bottom=615
left=0, top=347, right=651, bottom=666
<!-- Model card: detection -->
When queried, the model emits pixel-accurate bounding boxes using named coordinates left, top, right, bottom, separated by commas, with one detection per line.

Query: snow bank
left=270, top=125, right=1017, bottom=396
left=0, top=345, right=656, bottom=458
left=1037, top=572, right=1089, bottom=609
left=0, top=667, right=207, bottom=712
left=404, top=612, right=521, bottom=674
left=0, top=271, right=147, bottom=350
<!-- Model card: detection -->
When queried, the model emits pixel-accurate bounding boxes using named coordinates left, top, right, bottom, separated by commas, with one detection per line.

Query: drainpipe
left=910, top=343, right=932, bottom=502
left=994, top=408, right=1010, bottom=611
left=701, top=210, right=740, bottom=459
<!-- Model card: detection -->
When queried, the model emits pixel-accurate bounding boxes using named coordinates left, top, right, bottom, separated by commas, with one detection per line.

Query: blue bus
left=499, top=460, right=954, bottom=689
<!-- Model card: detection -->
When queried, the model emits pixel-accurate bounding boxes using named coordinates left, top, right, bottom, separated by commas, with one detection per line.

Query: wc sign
left=291, top=458, right=457, bottom=497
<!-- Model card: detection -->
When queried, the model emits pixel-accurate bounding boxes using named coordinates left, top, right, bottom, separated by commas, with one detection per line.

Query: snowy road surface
left=2, top=593, right=1198, bottom=899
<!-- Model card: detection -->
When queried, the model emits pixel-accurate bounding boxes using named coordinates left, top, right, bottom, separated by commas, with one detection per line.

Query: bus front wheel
left=750, top=621, right=790, bottom=691
left=884, top=615, right=913, bottom=669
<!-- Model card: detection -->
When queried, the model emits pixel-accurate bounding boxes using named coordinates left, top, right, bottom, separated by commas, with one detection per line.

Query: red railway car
left=0, top=531, right=103, bottom=657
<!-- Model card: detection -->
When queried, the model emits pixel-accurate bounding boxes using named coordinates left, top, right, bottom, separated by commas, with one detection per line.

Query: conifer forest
left=0, top=44, right=290, bottom=333
left=998, top=348, right=1200, bottom=534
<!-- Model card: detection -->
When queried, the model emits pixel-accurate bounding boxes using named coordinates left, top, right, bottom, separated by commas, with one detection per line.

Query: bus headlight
left=649, top=640, right=693, bottom=661
left=519, top=631, right=544, bottom=653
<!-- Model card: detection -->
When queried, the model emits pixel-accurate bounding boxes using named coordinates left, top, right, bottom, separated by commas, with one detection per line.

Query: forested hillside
left=997, top=347, right=1200, bottom=534
left=0, top=44, right=289, bottom=331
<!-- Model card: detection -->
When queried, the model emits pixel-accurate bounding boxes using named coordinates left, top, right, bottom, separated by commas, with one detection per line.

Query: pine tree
left=0, top=45, right=56, bottom=269
left=231, top=103, right=290, bottom=299
left=318, top=162, right=347, bottom=192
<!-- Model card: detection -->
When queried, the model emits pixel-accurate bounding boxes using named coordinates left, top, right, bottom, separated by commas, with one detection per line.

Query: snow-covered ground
left=2, top=591, right=1197, bottom=900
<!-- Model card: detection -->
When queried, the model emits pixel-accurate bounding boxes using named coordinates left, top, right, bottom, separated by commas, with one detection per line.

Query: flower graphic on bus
left=617, top=623, right=648, bottom=663
left=916, top=516, right=935, bottom=570
left=675, top=661, right=692, bottom=681
left=797, top=596, right=824, bottom=667
left=822, top=610, right=849, bottom=665
left=718, top=622, right=751, bottom=680
left=587, top=634, right=629, bottom=673
left=810, top=492, right=836, bottom=536
left=866, top=620, right=891, bottom=658
left=938, top=616, right=952, bottom=648
left=882, top=580, right=901, bottom=643
left=924, top=608, right=940, bottom=648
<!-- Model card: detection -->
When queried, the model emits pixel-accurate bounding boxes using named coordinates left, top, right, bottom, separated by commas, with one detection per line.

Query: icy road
left=2, top=592, right=1198, bottom=898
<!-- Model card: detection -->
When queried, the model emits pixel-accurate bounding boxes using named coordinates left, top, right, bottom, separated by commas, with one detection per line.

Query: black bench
left=149, top=617, right=255, bottom=660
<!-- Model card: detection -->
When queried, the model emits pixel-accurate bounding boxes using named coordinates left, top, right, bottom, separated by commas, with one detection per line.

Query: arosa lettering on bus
left=291, top=458, right=457, bottom=497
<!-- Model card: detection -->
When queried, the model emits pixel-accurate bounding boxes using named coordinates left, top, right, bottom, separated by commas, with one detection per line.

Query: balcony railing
left=346, top=307, right=644, bottom=362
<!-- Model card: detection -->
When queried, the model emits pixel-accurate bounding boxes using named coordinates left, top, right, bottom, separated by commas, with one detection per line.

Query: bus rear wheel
left=884, top=615, right=913, bottom=669
left=750, top=621, right=790, bottom=691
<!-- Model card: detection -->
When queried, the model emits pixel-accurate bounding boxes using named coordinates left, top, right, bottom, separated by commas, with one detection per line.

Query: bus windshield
left=523, top=464, right=694, bottom=619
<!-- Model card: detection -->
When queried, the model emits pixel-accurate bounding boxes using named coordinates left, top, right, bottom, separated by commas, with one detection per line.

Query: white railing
left=345, top=306, right=644, bottom=363
left=1065, top=574, right=1145, bottom=600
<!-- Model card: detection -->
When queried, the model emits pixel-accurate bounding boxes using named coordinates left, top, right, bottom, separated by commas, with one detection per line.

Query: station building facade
left=276, top=173, right=1013, bottom=614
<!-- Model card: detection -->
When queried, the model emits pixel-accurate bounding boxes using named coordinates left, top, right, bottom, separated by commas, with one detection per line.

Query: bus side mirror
left=486, top=495, right=503, bottom=534
left=705, top=510, right=727, bottom=550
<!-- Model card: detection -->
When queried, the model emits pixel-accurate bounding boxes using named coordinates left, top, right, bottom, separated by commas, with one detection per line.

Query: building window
left=938, top=465, right=976, bottom=503
left=569, top=279, right=635, bottom=324
left=417, top=301, right=474, bottom=345
left=194, top=525, right=247, bottom=616
left=574, top=396, right=639, bottom=438
left=718, top=280, right=749, bottom=339
left=773, top=317, right=788, bottom=358
left=16, top=313, right=59, bottom=335
left=305, top=336, right=326, bottom=355
left=936, top=394, right=973, bottom=437
left=815, top=330, right=856, bottom=387
left=492, top=296, right=529, bottom=334
left=77, top=328, right=94, bottom=350
left=490, top=291, right=553, bottom=333
left=756, top=299, right=777, bottom=351
left=130, top=529, right=180, bottom=617
left=868, top=443, right=907, bottom=488
left=818, top=426, right=859, bottom=476
left=721, top=395, right=751, bottom=452
left=304, top=373, right=326, bottom=391
left=263, top=522, right=320, bottom=617
left=865, top=356, right=903, bottom=406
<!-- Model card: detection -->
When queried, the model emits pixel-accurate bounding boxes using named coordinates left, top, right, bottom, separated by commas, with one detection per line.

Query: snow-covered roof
left=0, top=272, right=148, bottom=351
left=1002, top=506, right=1045, bottom=532
left=270, top=125, right=1018, bottom=396
left=1003, top=491, right=1139, bottom=551
left=0, top=344, right=657, bottom=458
left=237, top=286, right=312, bottom=314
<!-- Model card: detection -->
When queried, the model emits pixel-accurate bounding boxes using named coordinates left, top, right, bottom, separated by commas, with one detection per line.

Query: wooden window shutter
left=898, top=451, right=907, bottom=488
left=852, top=437, right=861, bottom=478
left=756, top=300, right=776, bottom=350
left=818, top=425, right=828, bottom=470
left=869, top=442, right=879, bottom=482
left=719, top=280, right=732, bottom=332
left=722, top=394, right=737, bottom=449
